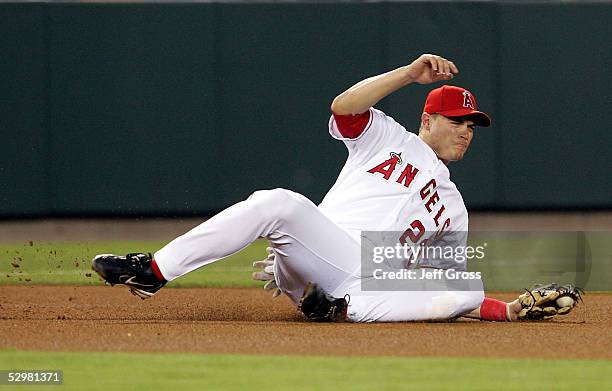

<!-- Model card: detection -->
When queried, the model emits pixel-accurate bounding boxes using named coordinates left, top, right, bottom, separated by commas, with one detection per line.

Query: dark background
left=1, top=1, right=610, bottom=217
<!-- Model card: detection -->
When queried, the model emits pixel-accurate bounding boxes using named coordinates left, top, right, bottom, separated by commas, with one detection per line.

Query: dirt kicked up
left=1, top=285, right=610, bottom=359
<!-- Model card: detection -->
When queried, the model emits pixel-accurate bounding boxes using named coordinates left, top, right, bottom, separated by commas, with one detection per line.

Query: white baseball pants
left=154, top=188, right=484, bottom=322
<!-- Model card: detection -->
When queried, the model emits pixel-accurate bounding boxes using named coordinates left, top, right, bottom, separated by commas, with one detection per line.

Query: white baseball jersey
left=319, top=108, right=469, bottom=269
left=154, top=106, right=483, bottom=322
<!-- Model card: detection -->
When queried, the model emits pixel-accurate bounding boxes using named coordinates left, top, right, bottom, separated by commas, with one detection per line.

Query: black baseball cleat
left=91, top=253, right=166, bottom=299
left=298, top=282, right=349, bottom=322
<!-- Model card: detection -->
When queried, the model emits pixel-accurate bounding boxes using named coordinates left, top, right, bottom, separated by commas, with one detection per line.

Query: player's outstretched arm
left=463, top=284, right=583, bottom=322
left=331, top=54, right=458, bottom=115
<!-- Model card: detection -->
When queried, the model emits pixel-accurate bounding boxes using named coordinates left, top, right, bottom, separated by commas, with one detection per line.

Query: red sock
left=479, top=297, right=507, bottom=321
left=150, top=259, right=167, bottom=282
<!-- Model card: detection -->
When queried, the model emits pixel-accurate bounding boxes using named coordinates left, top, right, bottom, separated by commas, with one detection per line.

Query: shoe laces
left=125, top=253, right=152, bottom=271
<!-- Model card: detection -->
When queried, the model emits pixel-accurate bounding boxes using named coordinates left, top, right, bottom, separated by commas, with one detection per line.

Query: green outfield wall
left=1, top=2, right=610, bottom=217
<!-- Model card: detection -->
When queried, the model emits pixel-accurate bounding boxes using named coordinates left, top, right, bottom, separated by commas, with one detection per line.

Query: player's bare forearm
left=331, top=67, right=413, bottom=115
left=331, top=53, right=459, bottom=115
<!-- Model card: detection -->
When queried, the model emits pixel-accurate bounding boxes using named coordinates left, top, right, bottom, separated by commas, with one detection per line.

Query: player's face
left=422, top=114, right=475, bottom=163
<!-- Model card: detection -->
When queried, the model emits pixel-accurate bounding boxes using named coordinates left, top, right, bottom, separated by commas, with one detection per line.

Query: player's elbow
left=330, top=97, right=346, bottom=115
left=331, top=91, right=370, bottom=116
left=330, top=93, right=355, bottom=116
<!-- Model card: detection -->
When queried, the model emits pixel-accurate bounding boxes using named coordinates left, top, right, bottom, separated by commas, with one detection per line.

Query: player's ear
left=420, top=112, right=431, bottom=132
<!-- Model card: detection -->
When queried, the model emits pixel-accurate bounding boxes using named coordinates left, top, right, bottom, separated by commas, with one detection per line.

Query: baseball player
left=92, top=54, right=578, bottom=322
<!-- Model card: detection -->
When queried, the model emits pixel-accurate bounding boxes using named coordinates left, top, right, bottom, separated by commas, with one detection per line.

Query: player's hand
left=506, top=299, right=522, bottom=321
left=252, top=247, right=282, bottom=298
left=406, top=54, right=458, bottom=85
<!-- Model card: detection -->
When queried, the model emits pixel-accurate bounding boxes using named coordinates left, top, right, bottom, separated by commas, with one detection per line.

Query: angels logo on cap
left=462, top=91, right=475, bottom=110
left=423, top=85, right=491, bottom=127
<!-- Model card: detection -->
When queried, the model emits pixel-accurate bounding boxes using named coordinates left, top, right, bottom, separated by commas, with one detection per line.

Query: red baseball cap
left=423, top=85, right=491, bottom=127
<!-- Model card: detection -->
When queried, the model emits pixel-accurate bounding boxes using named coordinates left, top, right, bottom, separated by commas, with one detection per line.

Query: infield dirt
left=1, top=285, right=609, bottom=359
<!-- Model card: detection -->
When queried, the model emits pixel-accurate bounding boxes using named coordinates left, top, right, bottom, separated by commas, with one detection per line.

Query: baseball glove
left=517, top=283, right=583, bottom=320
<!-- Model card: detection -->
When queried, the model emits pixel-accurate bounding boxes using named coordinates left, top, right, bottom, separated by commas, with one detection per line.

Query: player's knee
left=249, top=188, right=294, bottom=207
left=248, top=188, right=305, bottom=221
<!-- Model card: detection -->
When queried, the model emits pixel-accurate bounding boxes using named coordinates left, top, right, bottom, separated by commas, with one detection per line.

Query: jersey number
left=399, top=219, right=425, bottom=244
